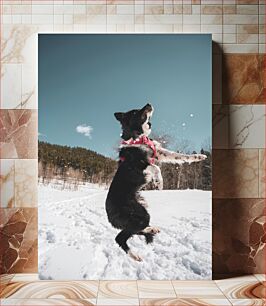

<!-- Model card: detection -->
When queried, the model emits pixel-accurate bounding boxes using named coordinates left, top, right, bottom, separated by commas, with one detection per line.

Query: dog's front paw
left=143, top=226, right=160, bottom=234
left=154, top=180, right=163, bottom=190
left=151, top=226, right=160, bottom=234
left=194, top=154, right=207, bottom=161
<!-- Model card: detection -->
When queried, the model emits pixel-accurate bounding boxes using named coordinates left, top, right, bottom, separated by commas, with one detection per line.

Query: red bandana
left=120, top=135, right=157, bottom=164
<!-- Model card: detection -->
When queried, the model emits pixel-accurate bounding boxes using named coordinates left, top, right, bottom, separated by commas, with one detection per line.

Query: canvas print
left=38, top=34, right=212, bottom=280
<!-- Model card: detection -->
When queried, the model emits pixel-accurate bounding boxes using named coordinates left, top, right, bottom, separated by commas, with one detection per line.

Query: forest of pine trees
left=160, top=149, right=211, bottom=190
left=38, top=141, right=211, bottom=190
left=38, top=141, right=117, bottom=187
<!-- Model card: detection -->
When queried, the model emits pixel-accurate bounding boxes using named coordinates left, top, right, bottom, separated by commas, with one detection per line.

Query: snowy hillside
left=38, top=183, right=211, bottom=280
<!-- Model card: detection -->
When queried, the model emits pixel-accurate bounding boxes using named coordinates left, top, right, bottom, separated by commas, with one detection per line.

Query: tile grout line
left=135, top=279, right=140, bottom=306
left=171, top=279, right=179, bottom=299
left=213, top=279, right=230, bottom=302
left=95, top=280, right=100, bottom=305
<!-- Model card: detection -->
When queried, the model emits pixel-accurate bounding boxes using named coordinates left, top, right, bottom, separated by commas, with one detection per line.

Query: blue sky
left=39, top=34, right=211, bottom=158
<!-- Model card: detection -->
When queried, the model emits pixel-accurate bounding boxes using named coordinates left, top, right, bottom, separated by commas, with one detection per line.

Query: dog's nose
left=145, top=103, right=153, bottom=111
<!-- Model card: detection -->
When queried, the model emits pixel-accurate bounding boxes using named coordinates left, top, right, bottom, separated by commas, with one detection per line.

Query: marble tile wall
left=0, top=0, right=265, bottom=277
left=0, top=208, right=38, bottom=274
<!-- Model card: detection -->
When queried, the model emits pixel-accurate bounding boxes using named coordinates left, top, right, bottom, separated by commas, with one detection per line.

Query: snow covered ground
left=38, top=182, right=211, bottom=280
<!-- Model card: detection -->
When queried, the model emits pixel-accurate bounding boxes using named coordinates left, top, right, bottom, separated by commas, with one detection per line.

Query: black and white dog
left=105, top=104, right=206, bottom=261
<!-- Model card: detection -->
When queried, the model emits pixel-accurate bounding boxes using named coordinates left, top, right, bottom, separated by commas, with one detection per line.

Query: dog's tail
left=137, top=232, right=154, bottom=244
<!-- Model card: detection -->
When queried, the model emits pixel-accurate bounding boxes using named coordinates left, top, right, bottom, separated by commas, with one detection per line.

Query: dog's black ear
left=114, top=112, right=124, bottom=122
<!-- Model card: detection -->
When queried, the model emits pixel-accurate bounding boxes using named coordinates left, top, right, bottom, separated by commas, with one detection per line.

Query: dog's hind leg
left=115, top=230, right=142, bottom=262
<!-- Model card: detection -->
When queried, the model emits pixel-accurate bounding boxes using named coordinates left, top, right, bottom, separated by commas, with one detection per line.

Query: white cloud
left=76, top=124, right=93, bottom=138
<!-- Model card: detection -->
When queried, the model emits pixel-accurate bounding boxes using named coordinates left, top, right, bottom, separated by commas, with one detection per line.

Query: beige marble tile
left=107, top=14, right=134, bottom=25
left=98, top=281, right=138, bottom=299
left=223, top=33, right=236, bottom=43
left=223, top=25, right=236, bottom=33
left=229, top=300, right=266, bottom=306
left=259, top=149, right=265, bottom=198
left=139, top=298, right=232, bottom=305
left=0, top=274, right=14, bottom=294
left=259, top=4, right=265, bottom=14
left=0, top=159, right=15, bottom=208
left=0, top=208, right=38, bottom=274
left=32, top=15, right=54, bottom=25
left=213, top=33, right=223, bottom=44
left=215, top=276, right=265, bottom=299
left=73, top=14, right=87, bottom=24
left=192, top=5, right=200, bottom=14
left=259, top=34, right=265, bottom=44
left=137, top=281, right=176, bottom=298
left=172, top=281, right=225, bottom=298
left=73, top=5, right=86, bottom=14
left=14, top=159, right=37, bottom=207
left=212, top=105, right=229, bottom=149
left=87, top=4, right=107, bottom=15
left=237, top=25, right=259, bottom=34
left=237, top=4, right=259, bottom=14
left=183, top=14, right=201, bottom=24
left=144, top=15, right=182, bottom=25
left=182, top=4, right=192, bottom=14
left=96, top=299, right=139, bottom=305
left=213, top=199, right=265, bottom=275
left=1, top=25, right=37, bottom=64
left=1, top=281, right=99, bottom=299
left=237, top=33, right=259, bottom=44
left=144, top=24, right=174, bottom=33
left=201, top=24, right=222, bottom=33
left=259, top=44, right=265, bottom=54
left=0, top=299, right=96, bottom=305
left=144, top=5, right=164, bottom=15
left=135, top=15, right=144, bottom=24
left=222, top=43, right=258, bottom=53
left=236, top=0, right=258, bottom=3
left=223, top=55, right=264, bottom=104
left=32, top=4, right=53, bottom=14
left=254, top=274, right=266, bottom=283
left=173, top=4, right=182, bottom=14
left=183, top=24, right=200, bottom=32
left=213, top=149, right=259, bottom=198
left=11, top=274, right=39, bottom=282
left=1, top=64, right=22, bottom=109
left=201, top=15, right=222, bottom=24
left=1, top=25, right=37, bottom=109
left=116, top=4, right=134, bottom=15
left=116, top=24, right=135, bottom=32
left=107, top=0, right=134, bottom=4
left=201, top=5, right=223, bottom=14
left=202, top=0, right=223, bottom=3
left=224, top=14, right=258, bottom=25
left=0, top=110, right=37, bottom=159
left=164, top=4, right=174, bottom=15
left=223, top=5, right=237, bottom=14
left=135, top=4, right=144, bottom=15
left=229, top=105, right=265, bottom=149
left=212, top=53, right=222, bottom=104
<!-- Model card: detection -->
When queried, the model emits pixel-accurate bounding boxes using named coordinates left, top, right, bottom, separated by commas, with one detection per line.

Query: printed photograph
left=38, top=34, right=212, bottom=280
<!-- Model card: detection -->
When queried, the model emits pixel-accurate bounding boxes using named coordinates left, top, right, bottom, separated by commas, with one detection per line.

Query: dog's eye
left=141, top=114, right=146, bottom=121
